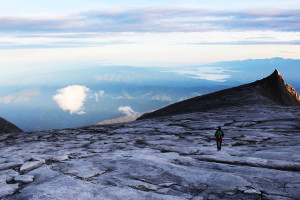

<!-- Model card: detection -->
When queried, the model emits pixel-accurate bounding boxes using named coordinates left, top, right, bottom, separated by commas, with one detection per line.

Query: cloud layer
left=0, top=7, right=298, bottom=51
left=172, top=67, right=233, bottom=82
left=0, top=88, right=40, bottom=103
left=0, top=6, right=299, bottom=65
left=1, top=8, right=299, bottom=33
left=118, top=106, right=139, bottom=117
left=53, top=85, right=90, bottom=114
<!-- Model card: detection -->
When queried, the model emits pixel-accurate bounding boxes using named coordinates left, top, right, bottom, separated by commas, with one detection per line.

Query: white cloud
left=99, top=90, right=105, bottom=97
left=94, top=90, right=105, bottom=102
left=118, top=106, right=139, bottom=117
left=53, top=85, right=90, bottom=114
left=0, top=88, right=40, bottom=104
left=152, top=94, right=172, bottom=101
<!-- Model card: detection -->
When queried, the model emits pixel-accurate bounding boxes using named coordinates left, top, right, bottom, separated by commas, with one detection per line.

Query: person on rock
left=215, top=127, right=224, bottom=151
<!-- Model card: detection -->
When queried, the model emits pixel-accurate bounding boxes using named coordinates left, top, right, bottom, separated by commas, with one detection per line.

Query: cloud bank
left=1, top=8, right=299, bottom=33
left=0, top=88, right=40, bottom=103
left=172, top=67, right=233, bottom=82
left=0, top=7, right=298, bottom=52
left=53, top=85, right=90, bottom=114
left=118, top=106, right=139, bottom=117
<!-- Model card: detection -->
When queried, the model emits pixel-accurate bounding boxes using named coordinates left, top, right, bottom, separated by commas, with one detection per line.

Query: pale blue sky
left=0, top=0, right=299, bottom=73
left=1, top=0, right=300, bottom=15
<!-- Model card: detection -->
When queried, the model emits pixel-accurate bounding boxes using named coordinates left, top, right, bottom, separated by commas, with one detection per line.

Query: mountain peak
left=138, top=70, right=300, bottom=120
left=272, top=69, right=281, bottom=77
left=265, top=69, right=283, bottom=82
left=258, top=69, right=300, bottom=106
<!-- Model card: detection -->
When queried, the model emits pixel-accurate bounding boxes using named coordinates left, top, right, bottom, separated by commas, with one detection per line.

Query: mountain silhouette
left=138, top=70, right=300, bottom=120
left=0, top=117, right=23, bottom=134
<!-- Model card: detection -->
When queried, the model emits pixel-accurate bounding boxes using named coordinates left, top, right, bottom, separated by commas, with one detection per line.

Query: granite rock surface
left=0, top=104, right=299, bottom=200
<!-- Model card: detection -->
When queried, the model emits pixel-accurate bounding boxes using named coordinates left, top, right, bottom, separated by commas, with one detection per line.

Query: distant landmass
left=98, top=114, right=142, bottom=125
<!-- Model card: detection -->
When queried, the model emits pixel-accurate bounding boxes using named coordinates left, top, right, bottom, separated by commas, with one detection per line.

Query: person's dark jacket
left=215, top=128, right=224, bottom=139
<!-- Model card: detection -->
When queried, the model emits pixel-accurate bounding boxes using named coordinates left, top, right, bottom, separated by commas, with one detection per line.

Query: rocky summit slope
left=1, top=70, right=300, bottom=200
left=138, top=69, right=300, bottom=120
left=0, top=117, right=23, bottom=134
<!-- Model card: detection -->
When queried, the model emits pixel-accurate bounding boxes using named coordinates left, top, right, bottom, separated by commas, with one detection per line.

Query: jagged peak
left=138, top=70, right=300, bottom=120
left=265, top=69, right=283, bottom=81
left=256, top=69, right=300, bottom=106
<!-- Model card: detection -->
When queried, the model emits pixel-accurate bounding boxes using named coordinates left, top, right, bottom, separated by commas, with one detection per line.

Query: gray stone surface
left=14, top=175, right=34, bottom=183
left=20, top=161, right=44, bottom=174
left=0, top=104, right=300, bottom=199
left=0, top=183, right=19, bottom=198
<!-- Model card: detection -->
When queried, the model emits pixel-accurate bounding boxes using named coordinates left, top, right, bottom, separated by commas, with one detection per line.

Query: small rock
left=156, top=188, right=170, bottom=194
left=225, top=192, right=235, bottom=195
left=159, top=182, right=175, bottom=187
left=0, top=162, right=23, bottom=170
left=0, top=175, right=10, bottom=184
left=244, top=188, right=261, bottom=195
left=237, top=186, right=248, bottom=192
left=0, top=170, right=19, bottom=183
left=138, top=184, right=149, bottom=191
left=192, top=196, right=204, bottom=200
left=262, top=194, right=293, bottom=200
left=0, top=169, right=19, bottom=177
left=20, top=160, right=44, bottom=173
left=148, top=184, right=159, bottom=191
left=14, top=175, right=34, bottom=183
left=0, top=183, right=19, bottom=198
left=53, top=155, right=69, bottom=162
left=207, top=194, right=219, bottom=200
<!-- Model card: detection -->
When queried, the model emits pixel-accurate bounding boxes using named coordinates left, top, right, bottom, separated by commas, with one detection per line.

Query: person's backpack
left=216, top=130, right=223, bottom=139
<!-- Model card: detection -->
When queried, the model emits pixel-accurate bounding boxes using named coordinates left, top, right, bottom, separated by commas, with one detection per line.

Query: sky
left=0, top=0, right=300, bottom=73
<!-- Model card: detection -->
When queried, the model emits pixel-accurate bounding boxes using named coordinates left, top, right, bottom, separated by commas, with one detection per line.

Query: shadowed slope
left=0, top=117, right=23, bottom=134
left=138, top=70, right=300, bottom=120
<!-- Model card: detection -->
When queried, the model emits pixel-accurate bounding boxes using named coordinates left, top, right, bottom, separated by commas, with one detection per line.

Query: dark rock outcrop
left=0, top=117, right=23, bottom=134
left=138, top=70, right=300, bottom=120
left=257, top=69, right=300, bottom=106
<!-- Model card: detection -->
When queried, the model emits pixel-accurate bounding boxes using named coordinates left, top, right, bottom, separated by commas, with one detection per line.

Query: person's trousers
left=216, top=139, right=222, bottom=150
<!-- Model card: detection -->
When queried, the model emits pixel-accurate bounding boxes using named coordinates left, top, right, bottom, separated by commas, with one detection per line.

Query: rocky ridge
left=138, top=69, right=300, bottom=120
left=0, top=117, right=23, bottom=134
left=0, top=70, right=300, bottom=200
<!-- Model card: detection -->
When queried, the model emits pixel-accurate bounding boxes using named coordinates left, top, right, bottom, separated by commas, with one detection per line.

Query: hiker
left=215, top=127, right=224, bottom=151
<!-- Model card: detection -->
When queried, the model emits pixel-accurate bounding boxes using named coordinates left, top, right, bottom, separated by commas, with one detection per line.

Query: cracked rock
left=244, top=188, right=261, bottom=195
left=156, top=188, right=170, bottom=194
left=20, top=160, right=44, bottom=174
left=53, top=155, right=69, bottom=162
left=14, top=175, right=34, bottom=183
left=0, top=183, right=19, bottom=198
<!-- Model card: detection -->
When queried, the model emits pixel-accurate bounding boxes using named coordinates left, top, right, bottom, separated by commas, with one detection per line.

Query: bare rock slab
left=156, top=188, right=170, bottom=194
left=53, top=155, right=69, bottom=162
left=20, top=161, right=44, bottom=174
left=244, top=188, right=261, bottom=195
left=0, top=162, right=23, bottom=171
left=0, top=183, right=19, bottom=198
left=14, top=175, right=34, bottom=183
